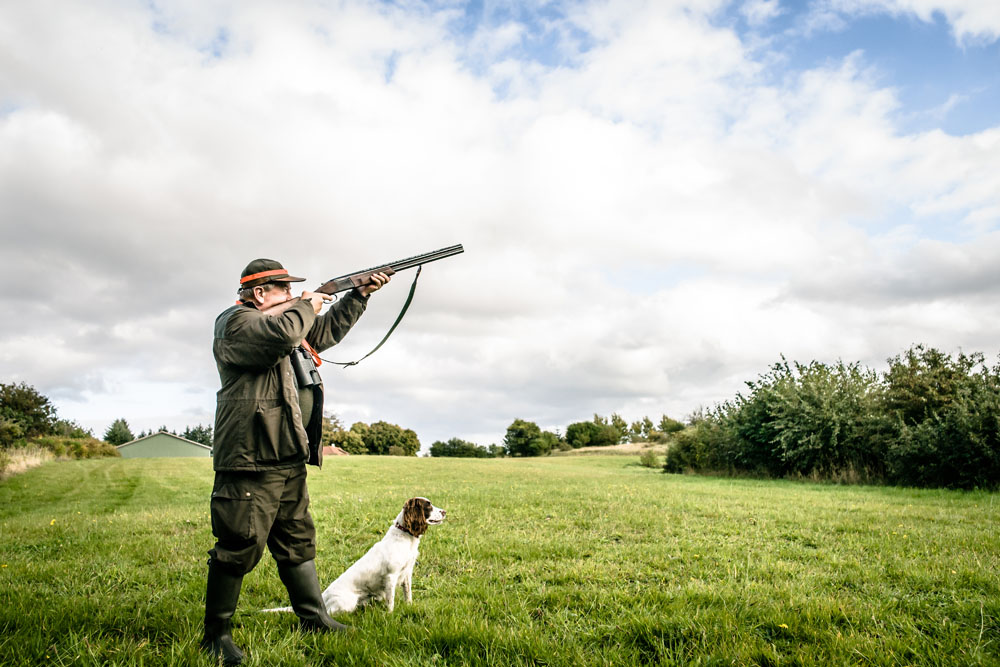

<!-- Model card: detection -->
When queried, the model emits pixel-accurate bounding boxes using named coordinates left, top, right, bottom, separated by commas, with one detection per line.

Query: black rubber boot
left=277, top=560, right=350, bottom=633
left=200, top=559, right=247, bottom=665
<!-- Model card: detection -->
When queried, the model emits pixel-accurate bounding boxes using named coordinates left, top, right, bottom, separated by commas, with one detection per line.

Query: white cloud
left=741, top=0, right=784, bottom=27
left=823, top=0, right=1000, bottom=43
left=0, top=0, right=998, bottom=448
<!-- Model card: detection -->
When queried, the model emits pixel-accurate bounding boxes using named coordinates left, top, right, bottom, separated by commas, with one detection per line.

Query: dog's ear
left=402, top=498, right=429, bottom=537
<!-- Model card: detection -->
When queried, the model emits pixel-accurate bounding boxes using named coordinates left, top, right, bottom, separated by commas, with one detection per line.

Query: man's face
left=254, top=282, right=293, bottom=309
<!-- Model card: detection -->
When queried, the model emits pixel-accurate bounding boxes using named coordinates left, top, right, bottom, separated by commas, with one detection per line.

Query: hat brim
left=241, top=274, right=307, bottom=289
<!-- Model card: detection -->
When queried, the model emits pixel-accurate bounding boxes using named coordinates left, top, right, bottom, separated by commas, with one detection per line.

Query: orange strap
left=240, top=268, right=288, bottom=284
left=301, top=339, right=322, bottom=367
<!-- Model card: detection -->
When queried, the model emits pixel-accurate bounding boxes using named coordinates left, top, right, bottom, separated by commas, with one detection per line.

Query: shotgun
left=260, top=244, right=464, bottom=317
left=314, top=243, right=464, bottom=296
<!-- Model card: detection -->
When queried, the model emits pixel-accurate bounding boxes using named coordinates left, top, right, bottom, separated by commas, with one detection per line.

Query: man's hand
left=301, top=291, right=333, bottom=314
left=358, top=271, right=391, bottom=297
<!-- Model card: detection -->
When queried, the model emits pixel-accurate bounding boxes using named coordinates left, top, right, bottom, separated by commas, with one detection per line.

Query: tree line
left=431, top=344, right=1000, bottom=491
left=428, top=412, right=685, bottom=458
left=664, top=345, right=1000, bottom=490
left=0, top=382, right=118, bottom=470
left=323, top=415, right=421, bottom=456
left=102, top=419, right=215, bottom=448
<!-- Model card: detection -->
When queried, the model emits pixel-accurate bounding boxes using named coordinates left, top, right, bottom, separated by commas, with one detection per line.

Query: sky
left=1, top=0, right=998, bottom=451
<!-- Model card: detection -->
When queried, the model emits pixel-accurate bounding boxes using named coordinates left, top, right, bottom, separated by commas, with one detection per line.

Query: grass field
left=0, top=455, right=997, bottom=666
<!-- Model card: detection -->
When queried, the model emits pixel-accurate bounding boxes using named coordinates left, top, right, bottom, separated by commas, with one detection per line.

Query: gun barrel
left=386, top=244, right=464, bottom=272
left=317, top=244, right=464, bottom=294
left=329, top=244, right=463, bottom=281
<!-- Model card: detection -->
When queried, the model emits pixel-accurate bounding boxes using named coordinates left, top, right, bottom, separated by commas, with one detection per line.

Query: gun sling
left=321, top=265, right=423, bottom=368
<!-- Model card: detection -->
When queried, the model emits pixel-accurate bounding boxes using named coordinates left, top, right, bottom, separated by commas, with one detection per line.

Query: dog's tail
left=260, top=606, right=293, bottom=613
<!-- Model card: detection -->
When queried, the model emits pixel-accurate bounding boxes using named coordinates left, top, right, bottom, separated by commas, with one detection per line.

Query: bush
left=885, top=353, right=1000, bottom=489
left=430, top=437, right=493, bottom=458
left=32, top=436, right=119, bottom=459
left=658, top=346, right=1000, bottom=490
left=0, top=418, right=26, bottom=449
left=638, top=449, right=659, bottom=468
left=663, top=420, right=732, bottom=474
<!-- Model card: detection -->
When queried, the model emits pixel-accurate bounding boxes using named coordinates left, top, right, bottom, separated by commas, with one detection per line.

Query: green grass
left=0, top=456, right=997, bottom=666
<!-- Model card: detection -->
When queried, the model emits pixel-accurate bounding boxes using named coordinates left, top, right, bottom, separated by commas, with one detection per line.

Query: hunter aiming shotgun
left=262, top=243, right=464, bottom=366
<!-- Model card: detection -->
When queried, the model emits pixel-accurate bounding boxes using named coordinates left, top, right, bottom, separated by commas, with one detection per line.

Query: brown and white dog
left=265, top=498, right=445, bottom=615
left=319, top=497, right=445, bottom=614
left=259, top=497, right=442, bottom=616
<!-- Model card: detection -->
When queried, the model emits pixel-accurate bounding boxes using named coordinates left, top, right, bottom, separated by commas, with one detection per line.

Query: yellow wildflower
left=778, top=623, right=789, bottom=629
left=50, top=519, right=56, bottom=526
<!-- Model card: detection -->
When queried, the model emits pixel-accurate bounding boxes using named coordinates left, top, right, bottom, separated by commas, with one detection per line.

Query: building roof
left=117, top=431, right=212, bottom=451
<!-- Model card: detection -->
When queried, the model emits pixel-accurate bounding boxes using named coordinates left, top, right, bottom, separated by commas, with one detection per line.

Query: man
left=201, top=258, right=389, bottom=665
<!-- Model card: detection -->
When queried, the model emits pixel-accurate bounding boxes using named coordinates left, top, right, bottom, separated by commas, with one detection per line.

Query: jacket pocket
left=210, top=484, right=255, bottom=544
left=254, top=403, right=293, bottom=463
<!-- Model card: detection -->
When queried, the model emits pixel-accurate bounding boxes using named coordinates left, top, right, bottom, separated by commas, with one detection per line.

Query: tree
left=503, top=419, right=559, bottom=457
left=321, top=413, right=345, bottom=445
left=566, top=420, right=620, bottom=448
left=566, top=421, right=598, bottom=448
left=53, top=419, right=91, bottom=438
left=0, top=382, right=57, bottom=439
left=658, top=415, right=685, bottom=434
left=362, top=421, right=420, bottom=456
left=430, top=437, right=490, bottom=457
left=181, top=424, right=213, bottom=447
left=329, top=429, right=366, bottom=454
left=350, top=422, right=370, bottom=446
left=104, top=418, right=135, bottom=446
left=320, top=413, right=366, bottom=453
left=609, top=413, right=629, bottom=443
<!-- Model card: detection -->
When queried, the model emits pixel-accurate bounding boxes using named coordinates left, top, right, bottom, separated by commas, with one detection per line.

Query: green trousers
left=208, top=465, right=316, bottom=574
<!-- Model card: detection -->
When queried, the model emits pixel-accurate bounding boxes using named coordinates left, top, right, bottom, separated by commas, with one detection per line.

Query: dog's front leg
left=401, top=564, right=414, bottom=603
left=401, top=574, right=411, bottom=604
left=383, top=573, right=399, bottom=612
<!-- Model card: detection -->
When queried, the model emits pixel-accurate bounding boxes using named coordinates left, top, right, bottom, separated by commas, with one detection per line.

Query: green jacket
left=211, top=292, right=367, bottom=471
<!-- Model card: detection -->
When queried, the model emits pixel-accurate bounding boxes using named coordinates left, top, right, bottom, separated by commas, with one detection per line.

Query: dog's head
left=398, top=497, right=446, bottom=537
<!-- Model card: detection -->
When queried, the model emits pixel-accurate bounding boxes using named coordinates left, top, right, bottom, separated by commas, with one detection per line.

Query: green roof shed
left=117, top=432, right=213, bottom=458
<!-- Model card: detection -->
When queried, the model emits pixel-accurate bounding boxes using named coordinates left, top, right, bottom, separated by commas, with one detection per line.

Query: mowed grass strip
left=0, top=456, right=997, bottom=666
